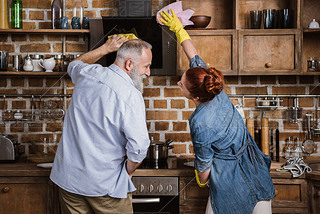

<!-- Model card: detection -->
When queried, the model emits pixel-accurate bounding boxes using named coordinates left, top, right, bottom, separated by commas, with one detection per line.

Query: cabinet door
left=0, top=177, right=53, bottom=214
left=271, top=178, right=309, bottom=213
left=179, top=177, right=209, bottom=214
left=309, top=180, right=320, bottom=214
left=239, top=30, right=301, bottom=75
left=177, top=30, right=237, bottom=76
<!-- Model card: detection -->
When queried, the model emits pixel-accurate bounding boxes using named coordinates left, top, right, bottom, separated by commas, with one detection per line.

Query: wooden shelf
left=0, top=29, right=90, bottom=34
left=303, top=28, right=320, bottom=34
left=0, top=71, right=68, bottom=76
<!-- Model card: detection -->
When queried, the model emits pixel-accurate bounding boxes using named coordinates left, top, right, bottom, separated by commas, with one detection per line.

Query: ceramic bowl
left=190, top=16, right=211, bottom=28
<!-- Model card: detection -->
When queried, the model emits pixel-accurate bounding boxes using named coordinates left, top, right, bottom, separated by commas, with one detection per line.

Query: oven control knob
left=166, top=185, right=173, bottom=192
left=139, top=184, right=145, bottom=193
left=157, top=184, right=164, bottom=192
left=148, top=184, right=154, bottom=193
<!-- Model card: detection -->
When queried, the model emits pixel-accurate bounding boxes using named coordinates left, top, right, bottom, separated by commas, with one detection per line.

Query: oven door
left=133, top=195, right=179, bottom=214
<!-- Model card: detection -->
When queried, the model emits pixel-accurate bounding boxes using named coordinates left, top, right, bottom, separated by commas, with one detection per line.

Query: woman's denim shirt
left=189, top=55, right=275, bottom=214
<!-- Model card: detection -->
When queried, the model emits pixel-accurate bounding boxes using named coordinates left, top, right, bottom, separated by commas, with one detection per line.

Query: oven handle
left=132, top=198, right=160, bottom=204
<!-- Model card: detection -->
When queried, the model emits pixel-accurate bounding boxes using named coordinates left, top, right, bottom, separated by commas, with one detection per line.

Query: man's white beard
left=129, top=66, right=146, bottom=93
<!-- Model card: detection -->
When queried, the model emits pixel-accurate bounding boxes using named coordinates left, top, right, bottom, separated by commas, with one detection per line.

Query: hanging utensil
left=302, top=114, right=316, bottom=155
left=287, top=97, right=302, bottom=123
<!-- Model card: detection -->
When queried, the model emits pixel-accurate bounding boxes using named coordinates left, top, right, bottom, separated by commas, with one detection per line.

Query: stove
left=132, top=177, right=179, bottom=214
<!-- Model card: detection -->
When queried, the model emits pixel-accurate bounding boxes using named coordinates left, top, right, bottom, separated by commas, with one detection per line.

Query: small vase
left=71, top=17, right=81, bottom=29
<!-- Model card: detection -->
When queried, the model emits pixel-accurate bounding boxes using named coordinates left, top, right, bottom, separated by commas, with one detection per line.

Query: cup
left=82, top=17, right=89, bottom=29
left=279, top=9, right=292, bottom=28
left=59, top=16, right=69, bottom=29
left=12, top=55, right=21, bottom=71
left=39, top=57, right=56, bottom=72
left=263, top=9, right=276, bottom=29
left=0, top=51, right=9, bottom=71
left=250, top=10, right=262, bottom=29
left=31, top=54, right=44, bottom=72
left=71, top=17, right=81, bottom=29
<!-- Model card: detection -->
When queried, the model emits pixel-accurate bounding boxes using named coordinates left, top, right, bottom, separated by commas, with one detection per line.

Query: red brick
left=0, top=89, right=18, bottom=94
left=46, top=78, right=62, bottom=87
left=244, top=98, right=256, bottom=108
left=259, top=76, right=276, bottom=85
left=144, top=100, right=150, bottom=109
left=152, top=77, right=167, bottom=86
left=0, top=44, right=14, bottom=52
left=66, top=35, right=80, bottom=42
left=278, top=76, right=297, bottom=84
left=272, top=86, right=305, bottom=95
left=155, top=122, right=169, bottom=131
left=12, top=101, right=26, bottom=109
left=188, top=100, right=196, bottom=108
left=283, top=121, right=299, bottom=131
left=173, top=122, right=188, bottom=131
left=299, top=98, right=314, bottom=108
left=143, top=88, right=160, bottom=97
left=236, top=87, right=268, bottom=95
left=143, top=78, right=149, bottom=87
left=171, top=144, right=187, bottom=154
left=0, top=123, right=5, bottom=133
left=241, top=76, right=257, bottom=84
left=0, top=35, right=8, bottom=42
left=0, top=78, right=7, bottom=87
left=84, top=11, right=97, bottom=18
left=154, top=100, right=167, bottom=108
left=28, top=123, right=43, bottom=132
left=38, top=22, right=52, bottom=29
left=10, top=123, right=25, bottom=132
left=53, top=43, right=63, bottom=52
left=28, top=78, right=43, bottom=87
left=48, top=35, right=63, bottom=41
left=182, top=111, right=193, bottom=120
left=46, top=123, right=63, bottom=132
left=23, top=22, right=36, bottom=29
left=66, top=0, right=89, bottom=9
left=92, top=0, right=117, bottom=8
left=165, top=133, right=191, bottom=142
left=310, top=86, right=320, bottom=95
left=171, top=99, right=185, bottom=109
left=22, top=89, right=55, bottom=95
left=170, top=76, right=181, bottom=86
left=23, top=0, right=51, bottom=9
left=146, top=111, right=177, bottom=120
left=29, top=11, right=44, bottom=20
left=66, top=43, right=86, bottom=52
left=29, top=34, right=45, bottom=41
left=20, top=44, right=51, bottom=53
left=11, top=34, right=27, bottom=42
left=11, top=78, right=25, bottom=87
left=299, top=76, right=314, bottom=84
left=164, top=88, right=183, bottom=97
left=224, top=76, right=238, bottom=85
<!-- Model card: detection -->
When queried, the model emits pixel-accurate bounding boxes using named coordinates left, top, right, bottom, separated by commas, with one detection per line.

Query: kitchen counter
left=0, top=159, right=318, bottom=179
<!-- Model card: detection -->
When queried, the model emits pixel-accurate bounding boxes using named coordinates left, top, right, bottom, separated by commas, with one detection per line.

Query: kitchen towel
left=276, top=157, right=312, bottom=177
left=156, top=1, right=194, bottom=27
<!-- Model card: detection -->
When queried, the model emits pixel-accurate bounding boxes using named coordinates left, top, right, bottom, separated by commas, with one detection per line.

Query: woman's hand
left=159, top=9, right=190, bottom=45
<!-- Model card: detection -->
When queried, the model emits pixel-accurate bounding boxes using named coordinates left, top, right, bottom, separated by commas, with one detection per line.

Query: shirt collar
left=108, top=64, right=134, bottom=86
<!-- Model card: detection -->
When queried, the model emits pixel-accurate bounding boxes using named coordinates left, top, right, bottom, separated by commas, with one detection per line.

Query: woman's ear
left=124, top=59, right=134, bottom=73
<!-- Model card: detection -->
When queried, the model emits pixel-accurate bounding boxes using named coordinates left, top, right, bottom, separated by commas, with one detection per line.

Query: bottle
left=261, top=112, right=270, bottom=156
left=0, top=0, right=9, bottom=29
left=72, top=0, right=84, bottom=26
left=11, top=0, right=23, bottom=29
left=51, top=0, right=62, bottom=29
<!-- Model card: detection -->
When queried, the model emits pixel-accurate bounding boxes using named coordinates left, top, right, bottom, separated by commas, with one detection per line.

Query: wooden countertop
left=0, top=159, right=317, bottom=179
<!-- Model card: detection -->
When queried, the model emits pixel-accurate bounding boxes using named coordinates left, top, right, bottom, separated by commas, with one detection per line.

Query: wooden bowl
left=190, top=16, right=211, bottom=28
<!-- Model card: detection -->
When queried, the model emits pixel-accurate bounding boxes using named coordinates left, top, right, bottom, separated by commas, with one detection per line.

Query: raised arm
left=74, top=35, right=127, bottom=64
left=159, top=9, right=197, bottom=61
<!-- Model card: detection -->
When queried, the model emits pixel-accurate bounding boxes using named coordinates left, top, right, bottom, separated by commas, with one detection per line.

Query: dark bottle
left=51, top=0, right=62, bottom=29
left=11, top=0, right=23, bottom=29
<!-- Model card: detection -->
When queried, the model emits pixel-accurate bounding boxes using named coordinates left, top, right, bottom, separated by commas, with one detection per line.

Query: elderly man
left=50, top=35, right=152, bottom=214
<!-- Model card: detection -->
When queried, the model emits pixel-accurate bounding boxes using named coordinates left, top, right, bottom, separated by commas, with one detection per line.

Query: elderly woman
left=159, top=10, right=275, bottom=214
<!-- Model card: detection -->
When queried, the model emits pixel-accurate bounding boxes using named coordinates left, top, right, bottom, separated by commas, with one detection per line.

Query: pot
left=146, top=138, right=174, bottom=169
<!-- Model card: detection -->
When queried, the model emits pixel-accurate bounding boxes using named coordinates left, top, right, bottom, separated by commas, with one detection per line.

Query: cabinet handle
left=275, top=190, right=279, bottom=196
left=265, top=62, right=272, bottom=68
left=2, top=187, right=10, bottom=193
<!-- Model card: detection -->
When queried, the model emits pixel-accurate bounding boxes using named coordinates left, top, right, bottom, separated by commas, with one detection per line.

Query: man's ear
left=124, top=59, right=134, bottom=73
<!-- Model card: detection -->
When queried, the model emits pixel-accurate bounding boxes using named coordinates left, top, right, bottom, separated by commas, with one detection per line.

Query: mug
left=279, top=9, right=292, bottom=28
left=0, top=51, right=9, bottom=71
left=39, top=57, right=56, bottom=72
left=250, top=10, right=262, bottom=29
left=263, top=9, right=276, bottom=29
left=59, top=16, right=69, bottom=29
left=71, top=17, right=81, bottom=29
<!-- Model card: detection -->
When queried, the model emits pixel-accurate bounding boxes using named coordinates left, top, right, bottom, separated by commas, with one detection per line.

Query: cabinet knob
left=2, top=187, right=10, bottom=193
left=275, top=190, right=279, bottom=196
left=265, top=62, right=272, bottom=68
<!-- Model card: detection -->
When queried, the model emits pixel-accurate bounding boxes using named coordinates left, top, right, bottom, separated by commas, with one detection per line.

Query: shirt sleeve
left=67, top=60, right=86, bottom=84
left=189, top=55, right=208, bottom=69
left=191, top=125, right=214, bottom=172
left=122, top=95, right=150, bottom=163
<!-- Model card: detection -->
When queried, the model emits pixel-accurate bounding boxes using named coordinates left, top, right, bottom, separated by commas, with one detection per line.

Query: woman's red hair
left=185, top=67, right=224, bottom=102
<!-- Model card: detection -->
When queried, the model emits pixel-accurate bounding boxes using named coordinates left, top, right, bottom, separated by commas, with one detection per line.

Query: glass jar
left=307, top=57, right=317, bottom=72
left=51, top=0, right=62, bottom=29
left=14, top=110, right=23, bottom=120
left=53, top=54, right=63, bottom=72
left=72, top=0, right=84, bottom=26
left=11, top=0, right=23, bottom=29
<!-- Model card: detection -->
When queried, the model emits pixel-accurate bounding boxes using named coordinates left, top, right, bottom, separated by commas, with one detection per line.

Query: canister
left=53, top=54, right=63, bottom=72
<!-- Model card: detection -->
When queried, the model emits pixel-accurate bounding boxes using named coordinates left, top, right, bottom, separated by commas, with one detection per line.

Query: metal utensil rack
left=1, top=94, right=72, bottom=122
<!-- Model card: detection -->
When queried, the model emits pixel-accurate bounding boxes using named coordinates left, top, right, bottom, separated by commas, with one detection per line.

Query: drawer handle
left=275, top=190, right=279, bottom=196
left=265, top=62, right=272, bottom=68
left=2, top=187, right=10, bottom=193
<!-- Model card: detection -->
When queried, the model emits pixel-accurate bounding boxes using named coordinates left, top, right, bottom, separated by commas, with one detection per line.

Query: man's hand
left=103, top=35, right=127, bottom=54
left=74, top=35, right=127, bottom=64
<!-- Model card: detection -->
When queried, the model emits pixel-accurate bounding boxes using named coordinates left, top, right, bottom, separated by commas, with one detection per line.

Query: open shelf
left=0, top=71, right=68, bottom=76
left=0, top=29, right=90, bottom=34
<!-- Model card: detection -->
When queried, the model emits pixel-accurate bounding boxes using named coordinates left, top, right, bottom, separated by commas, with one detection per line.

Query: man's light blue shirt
left=50, top=60, right=150, bottom=198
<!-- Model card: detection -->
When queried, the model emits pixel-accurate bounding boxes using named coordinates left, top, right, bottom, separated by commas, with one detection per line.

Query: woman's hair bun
left=204, top=68, right=224, bottom=95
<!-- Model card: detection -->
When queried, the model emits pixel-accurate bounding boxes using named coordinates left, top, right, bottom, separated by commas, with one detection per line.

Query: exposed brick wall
left=0, top=0, right=319, bottom=160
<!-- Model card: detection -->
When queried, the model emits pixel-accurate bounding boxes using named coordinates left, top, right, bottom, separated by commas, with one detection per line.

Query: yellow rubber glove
left=107, top=33, right=138, bottom=40
left=159, top=9, right=191, bottom=45
left=194, top=169, right=208, bottom=188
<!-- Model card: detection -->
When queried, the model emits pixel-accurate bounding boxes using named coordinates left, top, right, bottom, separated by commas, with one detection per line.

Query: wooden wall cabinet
left=0, top=177, right=59, bottom=214
left=178, top=0, right=320, bottom=76
left=177, top=30, right=237, bottom=75
left=272, top=178, right=309, bottom=214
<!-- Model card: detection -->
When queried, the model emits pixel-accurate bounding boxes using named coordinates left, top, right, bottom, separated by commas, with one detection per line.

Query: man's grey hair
left=116, top=39, right=152, bottom=63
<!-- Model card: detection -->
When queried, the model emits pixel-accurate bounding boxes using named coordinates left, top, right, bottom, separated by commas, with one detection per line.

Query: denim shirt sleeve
left=189, top=55, right=208, bottom=69
left=191, top=124, right=214, bottom=172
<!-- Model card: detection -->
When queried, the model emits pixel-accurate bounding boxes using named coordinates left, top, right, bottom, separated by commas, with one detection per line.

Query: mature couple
left=50, top=10, right=274, bottom=214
